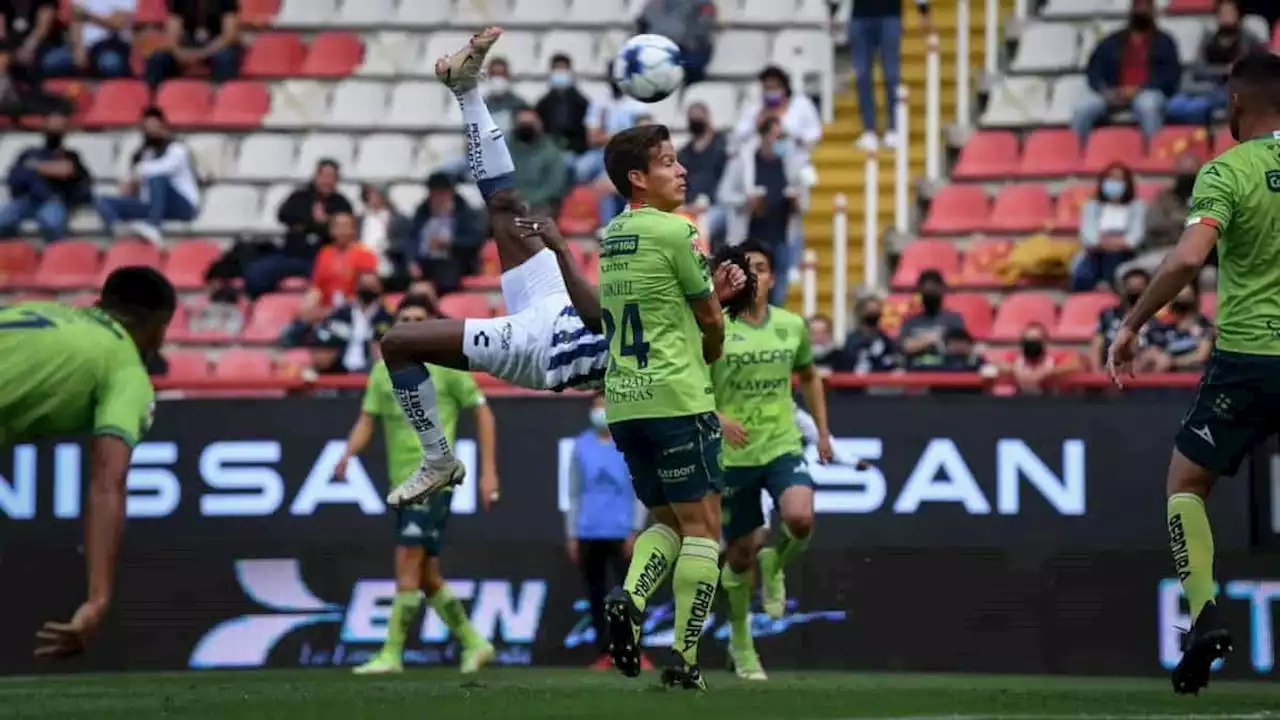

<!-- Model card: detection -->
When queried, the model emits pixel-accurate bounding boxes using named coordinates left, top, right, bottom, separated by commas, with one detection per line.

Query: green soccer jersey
left=712, top=308, right=812, bottom=467
left=362, top=361, right=485, bottom=488
left=598, top=206, right=716, bottom=423
left=0, top=302, right=154, bottom=448
left=1188, top=131, right=1280, bottom=355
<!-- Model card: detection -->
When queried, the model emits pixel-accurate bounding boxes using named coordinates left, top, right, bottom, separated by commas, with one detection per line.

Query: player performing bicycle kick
left=376, top=27, right=748, bottom=506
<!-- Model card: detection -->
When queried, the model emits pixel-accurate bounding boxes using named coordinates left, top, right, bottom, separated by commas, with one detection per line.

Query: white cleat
left=386, top=455, right=466, bottom=508
left=435, top=26, right=503, bottom=95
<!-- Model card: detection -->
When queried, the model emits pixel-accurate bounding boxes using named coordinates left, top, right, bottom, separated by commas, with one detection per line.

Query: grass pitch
left=2, top=668, right=1278, bottom=720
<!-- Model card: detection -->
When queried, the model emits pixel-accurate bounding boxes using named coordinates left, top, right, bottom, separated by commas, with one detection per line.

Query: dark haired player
left=1107, top=53, right=1280, bottom=695
left=376, top=27, right=745, bottom=508
left=0, top=266, right=177, bottom=659
left=710, top=242, right=833, bottom=681
left=336, top=294, right=498, bottom=675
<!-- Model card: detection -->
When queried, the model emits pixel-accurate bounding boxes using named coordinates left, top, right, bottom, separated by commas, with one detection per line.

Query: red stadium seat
left=557, top=186, right=601, bottom=236
left=1052, top=184, right=1094, bottom=233
left=891, top=239, right=960, bottom=289
left=439, top=292, right=494, bottom=319
left=0, top=242, right=39, bottom=288
left=955, top=238, right=1014, bottom=288
left=921, top=185, right=988, bottom=235
left=300, top=33, right=363, bottom=78
left=944, top=294, right=994, bottom=340
left=83, top=79, right=150, bottom=127
left=280, top=276, right=310, bottom=292
left=65, top=292, right=98, bottom=307
left=33, top=240, right=99, bottom=289
left=135, top=0, right=167, bottom=23
left=276, top=348, right=314, bottom=377
left=43, top=79, right=94, bottom=123
left=952, top=130, right=1019, bottom=180
left=98, top=241, right=162, bottom=285
left=155, top=79, right=213, bottom=127
left=461, top=241, right=501, bottom=291
left=1166, top=0, right=1213, bottom=12
left=240, top=0, right=282, bottom=26
left=879, top=294, right=916, bottom=337
left=242, top=293, right=301, bottom=342
left=1200, top=291, right=1216, bottom=321
left=1054, top=291, right=1116, bottom=342
left=989, top=292, right=1057, bottom=342
left=1214, top=126, right=1237, bottom=154
left=166, top=297, right=246, bottom=344
left=1081, top=127, right=1144, bottom=175
left=1018, top=129, right=1080, bottom=177
left=164, top=240, right=222, bottom=290
left=214, top=348, right=274, bottom=380
left=243, top=33, right=305, bottom=78
left=987, top=185, right=1052, bottom=234
left=1141, top=126, right=1211, bottom=172
left=208, top=81, right=270, bottom=129
left=165, top=349, right=211, bottom=381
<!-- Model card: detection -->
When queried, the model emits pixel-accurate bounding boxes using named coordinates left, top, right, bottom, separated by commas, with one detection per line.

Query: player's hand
left=334, top=455, right=350, bottom=480
left=566, top=538, right=579, bottom=564
left=722, top=417, right=749, bottom=448
left=35, top=598, right=108, bottom=659
left=816, top=433, right=835, bottom=464
left=479, top=470, right=500, bottom=512
left=514, top=216, right=568, bottom=254
left=1106, top=326, right=1140, bottom=389
left=713, top=262, right=746, bottom=303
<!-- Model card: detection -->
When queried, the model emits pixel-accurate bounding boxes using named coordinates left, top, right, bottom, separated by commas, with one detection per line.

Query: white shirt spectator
left=733, top=94, right=824, bottom=151
left=134, top=142, right=201, bottom=209
left=585, top=96, right=647, bottom=136
left=76, top=0, right=135, bottom=47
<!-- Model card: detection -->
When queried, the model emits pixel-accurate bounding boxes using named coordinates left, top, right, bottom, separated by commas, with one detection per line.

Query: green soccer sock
left=429, top=585, right=484, bottom=648
left=720, top=564, right=752, bottom=650
left=623, top=523, right=681, bottom=611
left=383, top=590, right=423, bottom=658
left=1168, top=493, right=1216, bottom=621
left=774, top=522, right=811, bottom=568
left=672, top=536, right=721, bottom=667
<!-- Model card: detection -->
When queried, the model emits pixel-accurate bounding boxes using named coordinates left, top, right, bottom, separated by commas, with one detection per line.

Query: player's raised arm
left=517, top=216, right=603, bottom=333
left=336, top=411, right=376, bottom=480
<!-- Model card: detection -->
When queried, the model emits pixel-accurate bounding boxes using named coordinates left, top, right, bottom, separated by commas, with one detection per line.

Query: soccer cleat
left=386, top=455, right=466, bottom=508
left=758, top=547, right=786, bottom=619
left=352, top=653, right=403, bottom=675
left=727, top=640, right=768, bottom=681
left=460, top=641, right=495, bottom=674
left=660, top=658, right=708, bottom=691
left=604, top=589, right=644, bottom=678
left=435, top=26, right=502, bottom=95
left=1172, top=601, right=1233, bottom=695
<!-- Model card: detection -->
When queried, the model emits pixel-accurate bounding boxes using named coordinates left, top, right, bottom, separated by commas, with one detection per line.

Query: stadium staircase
left=795, top=0, right=995, bottom=312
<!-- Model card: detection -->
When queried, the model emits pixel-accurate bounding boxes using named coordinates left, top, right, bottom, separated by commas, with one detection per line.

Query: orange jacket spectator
left=312, top=242, right=378, bottom=309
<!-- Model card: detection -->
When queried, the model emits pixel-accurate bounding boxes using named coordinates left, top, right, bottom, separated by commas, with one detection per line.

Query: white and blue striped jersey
left=548, top=305, right=609, bottom=392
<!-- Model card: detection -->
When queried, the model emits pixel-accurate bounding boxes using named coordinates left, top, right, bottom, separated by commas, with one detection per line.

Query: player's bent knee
left=420, top=556, right=446, bottom=596
left=1166, top=449, right=1217, bottom=499
left=725, top=537, right=757, bottom=573
left=782, top=511, right=814, bottom=539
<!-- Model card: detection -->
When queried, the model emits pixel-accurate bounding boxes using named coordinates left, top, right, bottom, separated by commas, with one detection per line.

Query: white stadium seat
left=235, top=134, right=297, bottom=181
left=416, top=134, right=466, bottom=177
left=593, top=30, right=630, bottom=69
left=0, top=134, right=38, bottom=174
left=195, top=185, right=262, bottom=233
left=386, top=81, right=450, bottom=130
left=538, top=31, right=597, bottom=72
left=741, top=0, right=794, bottom=26
left=326, top=81, right=390, bottom=128
left=981, top=76, right=1051, bottom=128
left=339, top=182, right=364, bottom=214
left=1042, top=0, right=1120, bottom=19
left=794, top=0, right=829, bottom=24
left=1012, top=22, right=1080, bottom=74
left=275, top=0, right=339, bottom=26
left=259, top=183, right=297, bottom=230
left=263, top=81, right=331, bottom=128
left=1077, top=19, right=1127, bottom=59
left=353, top=134, right=415, bottom=182
left=510, top=0, right=568, bottom=26
left=65, top=135, right=117, bottom=181
left=294, top=134, right=356, bottom=181
left=396, top=0, right=453, bottom=27
left=358, top=32, right=423, bottom=77
left=336, top=0, right=397, bottom=28
left=184, top=134, right=235, bottom=180
left=566, top=0, right=628, bottom=27
left=1162, top=17, right=1210, bottom=66
left=708, top=31, right=771, bottom=77
left=389, top=183, right=427, bottom=215
left=680, top=82, right=740, bottom=125
left=1045, top=74, right=1090, bottom=126
left=453, top=0, right=512, bottom=26
left=772, top=29, right=834, bottom=76
left=423, top=31, right=481, bottom=70
left=490, top=30, right=538, bottom=72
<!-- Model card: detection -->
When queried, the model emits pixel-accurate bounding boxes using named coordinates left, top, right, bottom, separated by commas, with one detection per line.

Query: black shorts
left=609, top=411, right=724, bottom=509
left=1175, top=349, right=1280, bottom=476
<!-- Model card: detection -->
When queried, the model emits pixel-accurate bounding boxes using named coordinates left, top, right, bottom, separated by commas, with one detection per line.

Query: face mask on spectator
left=1021, top=338, right=1045, bottom=360
left=772, top=139, right=788, bottom=158
left=687, top=118, right=708, bottom=136
left=357, top=286, right=380, bottom=304
left=763, top=90, right=785, bottom=108
left=515, top=123, right=539, bottom=142
left=549, top=70, right=573, bottom=89
left=589, top=407, right=609, bottom=430
left=487, top=77, right=510, bottom=95
left=863, top=311, right=881, bottom=327
left=1172, top=298, right=1196, bottom=314
left=1102, top=178, right=1126, bottom=201
left=1124, top=288, right=1145, bottom=307
left=920, top=292, right=943, bottom=315
left=210, top=286, right=239, bottom=304
left=1129, top=10, right=1155, bottom=31
left=44, top=132, right=64, bottom=150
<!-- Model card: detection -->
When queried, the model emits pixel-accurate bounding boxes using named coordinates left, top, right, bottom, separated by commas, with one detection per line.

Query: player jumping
left=376, top=27, right=745, bottom=508
left=0, top=267, right=176, bottom=659
left=710, top=243, right=834, bottom=681
left=335, top=294, right=499, bottom=675
left=1106, top=52, right=1280, bottom=695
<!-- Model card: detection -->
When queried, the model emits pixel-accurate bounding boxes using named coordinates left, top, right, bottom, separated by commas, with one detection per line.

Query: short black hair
left=396, top=293, right=440, bottom=318
left=738, top=239, right=774, bottom=272
left=1229, top=53, right=1280, bottom=114
left=426, top=171, right=454, bottom=190
left=603, top=124, right=672, bottom=199
left=549, top=52, right=572, bottom=68
left=758, top=65, right=792, bottom=96
left=100, top=266, right=176, bottom=324
left=1121, top=267, right=1151, bottom=285
left=917, top=268, right=946, bottom=288
left=141, top=106, right=166, bottom=123
left=316, top=157, right=340, bottom=173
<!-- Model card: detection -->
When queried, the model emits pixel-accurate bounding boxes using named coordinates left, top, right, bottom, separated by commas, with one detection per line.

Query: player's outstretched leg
left=721, top=543, right=765, bottom=681
left=605, top=519, right=679, bottom=678
left=759, top=482, right=815, bottom=620
left=421, top=557, right=494, bottom=674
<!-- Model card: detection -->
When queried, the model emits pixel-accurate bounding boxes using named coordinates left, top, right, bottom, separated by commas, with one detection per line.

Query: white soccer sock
left=455, top=86, right=515, bottom=196
left=388, top=365, right=451, bottom=461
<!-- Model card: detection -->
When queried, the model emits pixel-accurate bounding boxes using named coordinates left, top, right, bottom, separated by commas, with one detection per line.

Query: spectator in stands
left=843, top=0, right=932, bottom=151
left=1143, top=284, right=1213, bottom=373
left=308, top=270, right=396, bottom=374
left=46, top=0, right=133, bottom=78
left=1117, top=153, right=1198, bottom=283
left=1071, top=161, right=1146, bottom=292
left=734, top=66, right=823, bottom=156
left=406, top=172, right=485, bottom=296
left=936, top=327, right=981, bottom=373
left=1168, top=0, right=1266, bottom=125
left=576, top=66, right=646, bottom=222
left=483, top=56, right=526, bottom=134
left=358, top=183, right=410, bottom=287
left=535, top=53, right=590, bottom=156
left=95, top=107, right=200, bottom=245
left=509, top=107, right=570, bottom=216
left=0, top=0, right=64, bottom=86
left=997, top=322, right=1076, bottom=395
left=1070, top=0, right=1180, bottom=142
left=635, top=0, right=716, bottom=86
left=0, top=109, right=89, bottom=242
left=679, top=101, right=728, bottom=240
left=284, top=211, right=378, bottom=346
left=842, top=295, right=898, bottom=374
left=899, top=269, right=965, bottom=370
left=1090, top=267, right=1151, bottom=371
left=718, top=116, right=809, bottom=304
left=189, top=267, right=245, bottom=338
left=246, top=158, right=354, bottom=298
left=806, top=313, right=846, bottom=374
left=144, top=0, right=241, bottom=89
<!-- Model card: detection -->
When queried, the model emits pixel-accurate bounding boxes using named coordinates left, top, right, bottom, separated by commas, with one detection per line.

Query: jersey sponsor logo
left=1158, top=578, right=1280, bottom=674
left=658, top=464, right=697, bottom=482
left=725, top=377, right=790, bottom=394
left=1202, top=164, right=1222, bottom=179
left=473, top=331, right=490, bottom=348
left=600, top=235, right=639, bottom=258
left=1266, top=170, right=1280, bottom=193
left=189, top=559, right=545, bottom=669
left=724, top=349, right=796, bottom=368
left=499, top=322, right=512, bottom=351
left=400, top=521, right=425, bottom=538
left=1188, top=196, right=1224, bottom=216
left=679, top=580, right=717, bottom=653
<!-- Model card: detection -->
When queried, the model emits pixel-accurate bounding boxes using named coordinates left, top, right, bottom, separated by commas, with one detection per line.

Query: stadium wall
left=3, top=396, right=1278, bottom=678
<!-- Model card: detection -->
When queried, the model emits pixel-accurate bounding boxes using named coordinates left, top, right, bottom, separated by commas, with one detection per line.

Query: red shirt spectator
left=1118, top=31, right=1150, bottom=90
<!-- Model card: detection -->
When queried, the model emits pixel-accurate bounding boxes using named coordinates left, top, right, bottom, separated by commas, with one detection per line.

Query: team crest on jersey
left=1266, top=170, right=1280, bottom=192
left=775, top=328, right=788, bottom=341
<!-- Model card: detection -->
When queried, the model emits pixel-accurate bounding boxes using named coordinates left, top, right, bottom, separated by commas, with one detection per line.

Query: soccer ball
left=612, top=34, right=684, bottom=103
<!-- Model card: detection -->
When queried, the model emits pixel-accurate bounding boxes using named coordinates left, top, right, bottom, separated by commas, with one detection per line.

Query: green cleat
left=460, top=641, right=495, bottom=674
left=352, top=652, right=403, bottom=675
left=728, top=640, right=768, bottom=681
left=758, top=547, right=786, bottom=619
